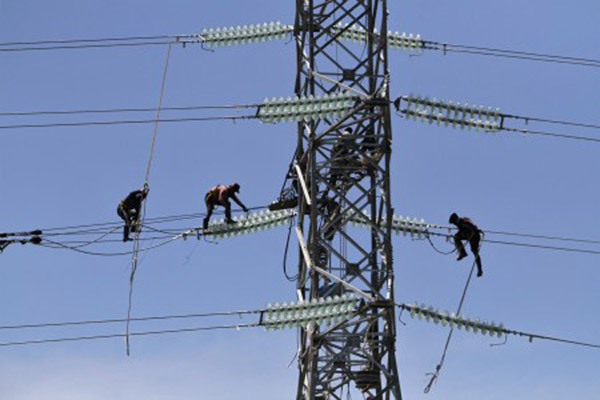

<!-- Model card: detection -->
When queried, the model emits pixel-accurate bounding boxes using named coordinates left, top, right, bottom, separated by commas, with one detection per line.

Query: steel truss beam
left=293, top=0, right=402, bottom=399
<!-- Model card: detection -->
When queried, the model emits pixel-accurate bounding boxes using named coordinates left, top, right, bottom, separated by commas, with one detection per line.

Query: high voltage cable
left=3, top=26, right=599, bottom=71
left=0, top=104, right=259, bottom=117
left=5, top=105, right=600, bottom=133
left=0, top=323, right=259, bottom=348
left=436, top=42, right=600, bottom=65
left=483, top=230, right=600, bottom=245
left=396, top=95, right=600, bottom=144
left=0, top=305, right=598, bottom=350
left=482, top=238, right=600, bottom=255
left=38, top=232, right=600, bottom=257
left=423, top=41, right=600, bottom=68
left=504, top=127, right=600, bottom=143
left=0, top=35, right=172, bottom=47
left=7, top=209, right=600, bottom=255
left=0, top=310, right=260, bottom=331
left=0, top=41, right=172, bottom=53
left=397, top=303, right=600, bottom=350
left=506, top=115, right=600, bottom=131
left=0, top=115, right=257, bottom=130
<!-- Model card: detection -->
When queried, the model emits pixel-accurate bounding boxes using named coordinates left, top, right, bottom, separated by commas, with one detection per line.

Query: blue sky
left=1, top=0, right=599, bottom=399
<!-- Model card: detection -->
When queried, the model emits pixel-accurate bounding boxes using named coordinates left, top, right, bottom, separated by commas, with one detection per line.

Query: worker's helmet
left=449, top=213, right=459, bottom=224
left=231, top=183, right=241, bottom=193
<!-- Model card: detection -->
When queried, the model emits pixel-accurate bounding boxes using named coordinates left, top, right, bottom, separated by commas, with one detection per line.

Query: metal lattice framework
left=292, top=0, right=402, bottom=398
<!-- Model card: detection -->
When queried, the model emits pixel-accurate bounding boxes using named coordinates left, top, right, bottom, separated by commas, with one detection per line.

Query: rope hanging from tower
left=125, top=42, right=173, bottom=356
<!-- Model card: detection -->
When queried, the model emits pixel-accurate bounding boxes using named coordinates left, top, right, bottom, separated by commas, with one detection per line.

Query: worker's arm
left=230, top=194, right=248, bottom=212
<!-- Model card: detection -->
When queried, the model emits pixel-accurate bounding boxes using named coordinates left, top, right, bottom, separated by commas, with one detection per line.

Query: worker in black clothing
left=117, top=186, right=149, bottom=242
left=449, top=212, right=483, bottom=277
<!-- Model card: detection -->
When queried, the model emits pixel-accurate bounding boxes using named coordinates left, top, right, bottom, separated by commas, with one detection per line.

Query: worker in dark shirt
left=449, top=212, right=483, bottom=277
left=117, top=186, right=148, bottom=242
left=203, top=183, right=248, bottom=231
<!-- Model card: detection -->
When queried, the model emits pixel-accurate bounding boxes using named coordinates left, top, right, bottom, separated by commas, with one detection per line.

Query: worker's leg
left=470, top=234, right=483, bottom=277
left=454, top=232, right=468, bottom=260
left=203, top=202, right=214, bottom=230
left=224, top=201, right=235, bottom=224
left=117, top=204, right=130, bottom=242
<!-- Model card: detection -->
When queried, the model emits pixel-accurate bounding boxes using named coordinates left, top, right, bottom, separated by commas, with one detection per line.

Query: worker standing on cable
left=117, top=185, right=149, bottom=242
left=449, top=213, right=483, bottom=277
left=203, top=183, right=249, bottom=231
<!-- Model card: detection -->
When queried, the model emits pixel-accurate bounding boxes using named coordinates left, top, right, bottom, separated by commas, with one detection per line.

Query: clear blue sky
left=1, top=1, right=599, bottom=399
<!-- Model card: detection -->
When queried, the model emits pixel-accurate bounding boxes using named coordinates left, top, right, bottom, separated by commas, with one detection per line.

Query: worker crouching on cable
left=117, top=185, right=149, bottom=242
left=203, top=183, right=249, bottom=231
left=449, top=212, right=483, bottom=277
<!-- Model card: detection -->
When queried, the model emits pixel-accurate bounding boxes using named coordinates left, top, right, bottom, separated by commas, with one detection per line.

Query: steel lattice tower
left=292, top=0, right=402, bottom=398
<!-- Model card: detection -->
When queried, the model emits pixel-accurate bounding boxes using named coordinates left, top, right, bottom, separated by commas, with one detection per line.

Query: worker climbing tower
left=292, top=0, right=402, bottom=398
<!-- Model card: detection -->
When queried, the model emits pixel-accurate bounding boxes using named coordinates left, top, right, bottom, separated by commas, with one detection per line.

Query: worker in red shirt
left=449, top=212, right=483, bottom=277
left=202, top=183, right=249, bottom=231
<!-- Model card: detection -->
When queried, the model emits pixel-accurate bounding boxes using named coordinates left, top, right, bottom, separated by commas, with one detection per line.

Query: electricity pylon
left=292, top=0, right=402, bottom=398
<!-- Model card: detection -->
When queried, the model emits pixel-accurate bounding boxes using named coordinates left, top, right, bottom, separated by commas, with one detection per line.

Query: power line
left=0, top=35, right=172, bottom=47
left=0, top=309, right=260, bottom=331
left=506, top=115, right=600, bottom=131
left=0, top=323, right=259, bottom=348
left=503, top=127, right=600, bottom=144
left=0, top=115, right=257, bottom=130
left=423, top=41, right=600, bottom=68
left=397, top=303, right=600, bottom=350
left=483, top=230, right=600, bottom=246
left=0, top=41, right=173, bottom=53
left=482, top=238, right=600, bottom=255
left=0, top=104, right=259, bottom=117
left=426, top=230, right=600, bottom=256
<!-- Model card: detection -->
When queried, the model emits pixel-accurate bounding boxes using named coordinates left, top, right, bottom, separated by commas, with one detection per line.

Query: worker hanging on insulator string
left=117, top=185, right=149, bottom=242
left=203, top=183, right=248, bottom=231
left=449, top=212, right=483, bottom=277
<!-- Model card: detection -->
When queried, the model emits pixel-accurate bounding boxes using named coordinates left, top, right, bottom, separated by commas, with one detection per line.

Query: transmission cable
left=0, top=41, right=172, bottom=53
left=0, top=35, right=172, bottom=47
left=0, top=115, right=257, bottom=130
left=0, top=103, right=260, bottom=117
left=503, top=127, right=600, bottom=144
left=0, top=323, right=260, bottom=348
left=423, top=41, right=600, bottom=69
left=0, top=309, right=260, bottom=331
